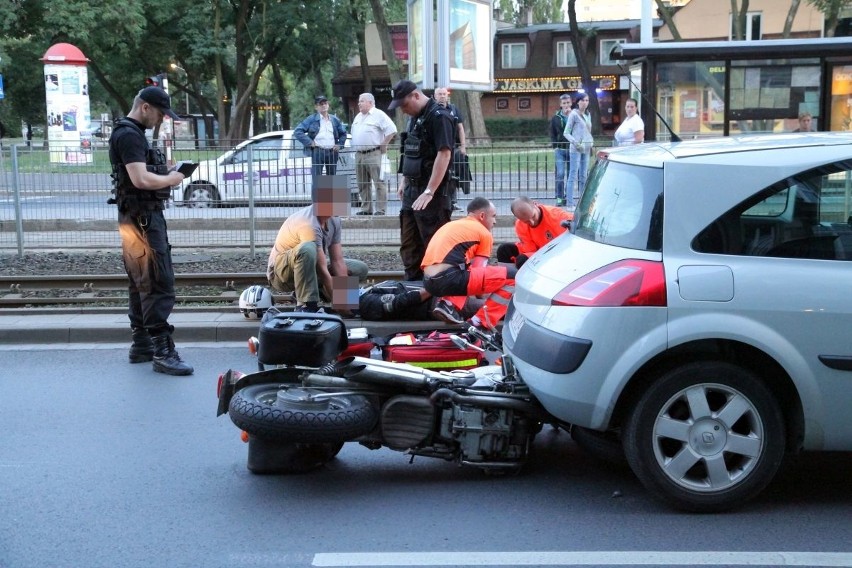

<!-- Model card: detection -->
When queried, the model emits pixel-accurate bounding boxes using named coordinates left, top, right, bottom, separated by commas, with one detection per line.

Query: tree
left=349, top=0, right=372, bottom=93
left=807, top=0, right=852, bottom=37
left=368, top=0, right=403, bottom=92
left=655, top=0, right=682, bottom=40
left=497, top=0, right=563, bottom=25
left=566, top=0, right=601, bottom=135
left=783, top=0, right=803, bottom=37
left=730, top=0, right=750, bottom=40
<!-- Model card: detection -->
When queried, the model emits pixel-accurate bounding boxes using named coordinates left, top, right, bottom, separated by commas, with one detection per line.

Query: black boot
left=129, top=327, right=154, bottom=364
left=151, top=334, right=194, bottom=376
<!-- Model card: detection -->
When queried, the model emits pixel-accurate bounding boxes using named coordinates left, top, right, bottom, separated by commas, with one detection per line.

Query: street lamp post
left=169, top=63, right=190, bottom=115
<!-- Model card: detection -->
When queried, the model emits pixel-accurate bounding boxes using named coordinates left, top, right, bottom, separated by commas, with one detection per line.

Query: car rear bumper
left=504, top=299, right=667, bottom=429
left=503, top=302, right=591, bottom=375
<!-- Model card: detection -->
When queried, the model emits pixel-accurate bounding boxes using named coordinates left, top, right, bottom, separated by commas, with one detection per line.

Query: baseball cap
left=388, top=80, right=418, bottom=110
left=314, top=95, right=329, bottom=104
left=138, top=86, right=180, bottom=120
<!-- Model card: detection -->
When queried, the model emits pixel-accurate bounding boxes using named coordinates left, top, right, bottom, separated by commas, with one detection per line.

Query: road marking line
left=312, top=551, right=852, bottom=567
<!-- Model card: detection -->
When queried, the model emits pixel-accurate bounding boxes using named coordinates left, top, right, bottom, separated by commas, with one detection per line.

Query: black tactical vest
left=108, top=118, right=170, bottom=212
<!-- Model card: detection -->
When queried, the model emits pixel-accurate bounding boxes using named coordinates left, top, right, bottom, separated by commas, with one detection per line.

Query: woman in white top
left=564, top=93, right=594, bottom=208
left=614, top=98, right=644, bottom=146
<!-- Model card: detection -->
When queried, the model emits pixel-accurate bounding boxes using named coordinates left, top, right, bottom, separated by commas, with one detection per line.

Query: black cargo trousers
left=399, top=180, right=452, bottom=281
left=118, top=207, right=176, bottom=336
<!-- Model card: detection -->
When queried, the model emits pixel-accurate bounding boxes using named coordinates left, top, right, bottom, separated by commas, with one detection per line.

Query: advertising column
left=40, top=43, right=93, bottom=164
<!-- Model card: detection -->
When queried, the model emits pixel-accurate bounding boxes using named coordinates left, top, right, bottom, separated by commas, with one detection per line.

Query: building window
left=496, top=98, right=509, bottom=111
left=731, top=12, right=762, bottom=40
left=556, top=41, right=578, bottom=67
left=518, top=97, right=532, bottom=111
left=502, top=43, right=527, bottom=69
left=600, top=39, right=626, bottom=66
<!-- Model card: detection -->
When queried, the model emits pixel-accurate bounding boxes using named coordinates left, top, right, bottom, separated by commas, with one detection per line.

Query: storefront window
left=829, top=65, right=852, bottom=132
left=728, top=59, right=820, bottom=134
left=655, top=61, right=725, bottom=140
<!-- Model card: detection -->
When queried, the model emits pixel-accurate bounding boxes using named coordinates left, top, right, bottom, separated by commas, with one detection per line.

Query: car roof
left=601, top=132, right=852, bottom=167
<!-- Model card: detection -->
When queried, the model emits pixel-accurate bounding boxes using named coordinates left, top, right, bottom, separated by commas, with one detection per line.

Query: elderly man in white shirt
left=351, top=92, right=398, bottom=215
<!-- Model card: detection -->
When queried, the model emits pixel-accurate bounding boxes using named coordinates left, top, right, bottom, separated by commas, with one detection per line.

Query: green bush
left=484, top=119, right=550, bottom=142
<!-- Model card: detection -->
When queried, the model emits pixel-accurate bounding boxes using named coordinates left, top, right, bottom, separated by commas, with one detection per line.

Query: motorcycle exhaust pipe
left=430, top=388, right=553, bottom=421
left=304, top=373, right=403, bottom=393
left=340, top=356, right=442, bottom=389
left=303, top=374, right=373, bottom=390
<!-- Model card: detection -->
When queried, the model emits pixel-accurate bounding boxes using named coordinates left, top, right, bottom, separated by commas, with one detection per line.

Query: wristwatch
left=423, top=189, right=433, bottom=195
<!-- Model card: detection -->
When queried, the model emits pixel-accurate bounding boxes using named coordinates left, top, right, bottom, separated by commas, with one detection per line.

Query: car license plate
left=508, top=310, right=525, bottom=339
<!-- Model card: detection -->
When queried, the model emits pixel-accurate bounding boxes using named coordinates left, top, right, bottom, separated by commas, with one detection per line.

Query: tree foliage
left=497, top=0, right=563, bottom=25
left=807, top=0, right=852, bottom=36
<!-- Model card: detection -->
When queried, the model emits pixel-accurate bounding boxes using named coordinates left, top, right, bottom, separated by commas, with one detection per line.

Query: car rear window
left=573, top=159, right=664, bottom=251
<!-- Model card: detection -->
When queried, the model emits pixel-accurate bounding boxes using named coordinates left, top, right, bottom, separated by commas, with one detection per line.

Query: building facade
left=331, top=20, right=660, bottom=136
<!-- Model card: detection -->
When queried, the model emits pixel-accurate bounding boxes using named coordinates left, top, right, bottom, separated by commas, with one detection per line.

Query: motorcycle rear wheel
left=229, top=384, right=378, bottom=443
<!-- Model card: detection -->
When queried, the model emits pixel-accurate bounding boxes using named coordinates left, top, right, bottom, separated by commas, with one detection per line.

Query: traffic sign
left=0, top=74, right=5, bottom=99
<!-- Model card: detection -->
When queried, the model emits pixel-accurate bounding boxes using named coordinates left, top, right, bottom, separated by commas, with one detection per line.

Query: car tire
left=571, top=426, right=627, bottom=466
left=229, top=384, right=378, bottom=443
left=184, top=183, right=220, bottom=208
left=623, top=361, right=785, bottom=512
left=246, top=435, right=344, bottom=474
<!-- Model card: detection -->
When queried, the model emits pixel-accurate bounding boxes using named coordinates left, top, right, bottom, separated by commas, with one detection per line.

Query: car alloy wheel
left=624, top=361, right=785, bottom=512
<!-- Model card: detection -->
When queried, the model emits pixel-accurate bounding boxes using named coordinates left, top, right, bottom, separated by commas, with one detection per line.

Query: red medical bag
left=382, top=330, right=484, bottom=370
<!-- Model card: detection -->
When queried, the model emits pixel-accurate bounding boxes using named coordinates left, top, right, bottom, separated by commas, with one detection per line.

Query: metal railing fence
left=0, top=138, right=602, bottom=255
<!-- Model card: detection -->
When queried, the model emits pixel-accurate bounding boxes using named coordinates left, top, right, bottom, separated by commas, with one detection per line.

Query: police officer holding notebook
left=108, top=86, right=193, bottom=376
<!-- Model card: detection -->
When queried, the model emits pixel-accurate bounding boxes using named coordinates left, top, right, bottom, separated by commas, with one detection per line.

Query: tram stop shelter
left=616, top=37, right=852, bottom=141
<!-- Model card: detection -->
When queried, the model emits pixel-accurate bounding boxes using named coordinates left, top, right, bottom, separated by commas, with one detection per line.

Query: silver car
left=504, top=133, right=852, bottom=512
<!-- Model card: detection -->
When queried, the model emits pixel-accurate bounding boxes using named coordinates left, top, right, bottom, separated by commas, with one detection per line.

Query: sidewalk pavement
left=0, top=307, right=456, bottom=345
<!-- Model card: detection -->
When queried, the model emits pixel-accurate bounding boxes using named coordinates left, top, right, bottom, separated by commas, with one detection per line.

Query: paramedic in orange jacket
left=421, top=197, right=516, bottom=329
left=496, top=196, right=572, bottom=268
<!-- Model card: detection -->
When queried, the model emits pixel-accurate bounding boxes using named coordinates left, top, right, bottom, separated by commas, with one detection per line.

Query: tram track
left=0, top=270, right=404, bottom=308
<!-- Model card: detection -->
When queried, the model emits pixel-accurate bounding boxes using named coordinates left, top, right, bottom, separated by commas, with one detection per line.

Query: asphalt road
left=2, top=343, right=851, bottom=568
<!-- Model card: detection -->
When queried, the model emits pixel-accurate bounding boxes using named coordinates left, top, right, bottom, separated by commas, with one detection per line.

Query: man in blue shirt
left=294, top=95, right=348, bottom=180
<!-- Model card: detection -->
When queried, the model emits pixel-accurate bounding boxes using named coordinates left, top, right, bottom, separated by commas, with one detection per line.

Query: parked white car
left=504, top=132, right=852, bottom=512
left=172, top=130, right=358, bottom=207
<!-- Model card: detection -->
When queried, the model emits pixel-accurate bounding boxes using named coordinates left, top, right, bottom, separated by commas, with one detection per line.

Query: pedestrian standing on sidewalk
left=564, top=92, right=594, bottom=209
left=613, top=97, right=644, bottom=146
left=107, top=86, right=193, bottom=376
left=549, top=93, right=572, bottom=206
left=294, top=95, right=348, bottom=182
left=350, top=92, right=397, bottom=216
left=433, top=86, right=469, bottom=210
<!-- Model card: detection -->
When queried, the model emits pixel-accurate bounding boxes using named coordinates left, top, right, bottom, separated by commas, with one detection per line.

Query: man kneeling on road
left=496, top=195, right=572, bottom=268
left=421, top=196, right=516, bottom=330
left=267, top=184, right=369, bottom=313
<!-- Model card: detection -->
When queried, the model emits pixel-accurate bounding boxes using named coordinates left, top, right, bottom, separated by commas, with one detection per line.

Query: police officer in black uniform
left=108, top=86, right=193, bottom=376
left=388, top=80, right=455, bottom=281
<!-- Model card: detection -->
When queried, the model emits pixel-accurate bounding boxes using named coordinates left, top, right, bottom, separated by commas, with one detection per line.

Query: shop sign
left=494, top=75, right=617, bottom=93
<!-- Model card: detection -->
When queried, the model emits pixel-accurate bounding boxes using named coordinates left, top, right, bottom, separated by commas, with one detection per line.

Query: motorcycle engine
left=440, top=405, right=533, bottom=470
left=376, top=365, right=534, bottom=471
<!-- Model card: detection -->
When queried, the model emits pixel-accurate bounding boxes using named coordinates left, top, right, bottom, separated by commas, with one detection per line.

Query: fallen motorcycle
left=216, top=310, right=563, bottom=474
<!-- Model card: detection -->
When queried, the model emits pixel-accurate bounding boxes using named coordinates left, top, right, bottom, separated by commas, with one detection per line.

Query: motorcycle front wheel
left=229, top=384, right=378, bottom=443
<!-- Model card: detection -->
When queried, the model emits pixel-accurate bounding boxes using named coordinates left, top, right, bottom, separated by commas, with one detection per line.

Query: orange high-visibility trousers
left=442, top=265, right=514, bottom=328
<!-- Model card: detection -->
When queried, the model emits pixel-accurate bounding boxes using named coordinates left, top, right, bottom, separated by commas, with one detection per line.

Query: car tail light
left=551, top=259, right=666, bottom=307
